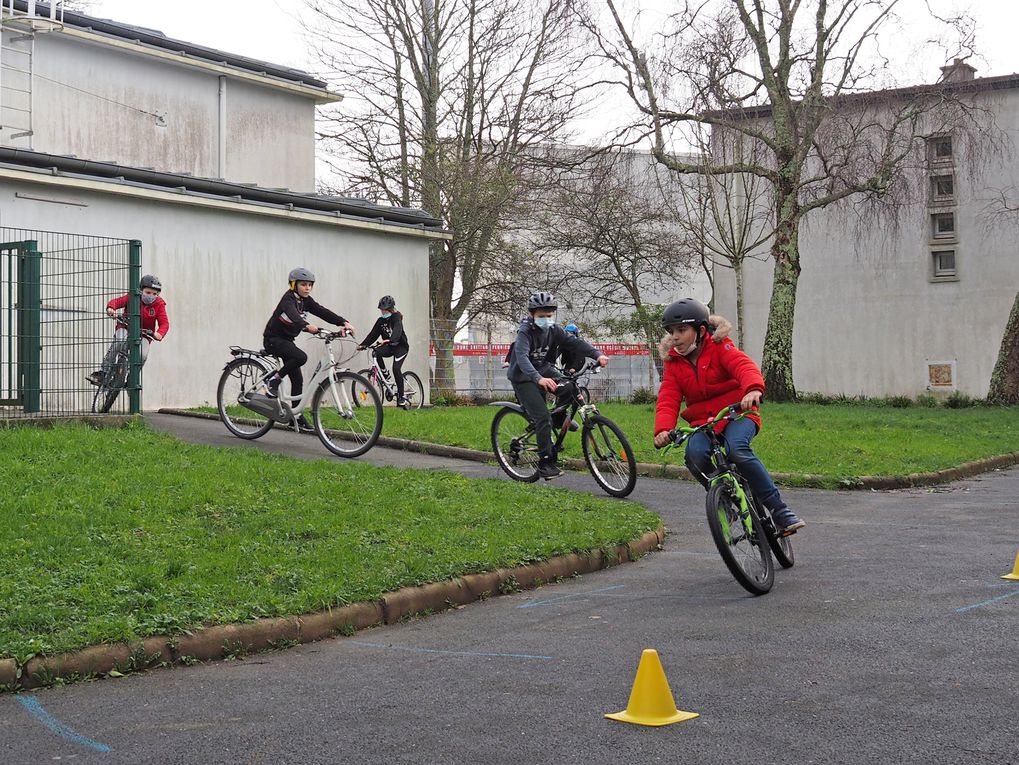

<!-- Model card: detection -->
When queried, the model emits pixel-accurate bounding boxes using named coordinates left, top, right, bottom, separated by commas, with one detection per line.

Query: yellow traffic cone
left=1002, top=549, right=1019, bottom=581
left=604, top=649, right=699, bottom=727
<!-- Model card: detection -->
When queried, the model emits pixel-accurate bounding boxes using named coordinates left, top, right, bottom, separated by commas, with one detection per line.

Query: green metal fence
left=0, top=227, right=142, bottom=418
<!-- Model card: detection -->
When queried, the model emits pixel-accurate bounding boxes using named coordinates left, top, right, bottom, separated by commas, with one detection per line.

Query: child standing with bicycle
left=87, top=274, right=168, bottom=386
left=507, top=291, right=609, bottom=480
left=357, top=295, right=410, bottom=407
left=263, top=267, right=356, bottom=432
left=652, top=298, right=804, bottom=533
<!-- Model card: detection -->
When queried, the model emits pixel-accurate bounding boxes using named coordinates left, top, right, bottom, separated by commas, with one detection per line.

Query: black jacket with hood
left=506, top=316, right=600, bottom=384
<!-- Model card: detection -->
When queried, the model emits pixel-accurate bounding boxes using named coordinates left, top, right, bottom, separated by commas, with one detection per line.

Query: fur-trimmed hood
left=658, top=314, right=732, bottom=360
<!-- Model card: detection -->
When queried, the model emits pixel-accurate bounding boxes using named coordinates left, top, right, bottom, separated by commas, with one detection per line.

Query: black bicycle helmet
left=288, top=267, right=315, bottom=289
left=661, top=298, right=709, bottom=331
left=378, top=295, right=396, bottom=311
left=139, top=274, right=162, bottom=291
left=527, top=291, right=557, bottom=311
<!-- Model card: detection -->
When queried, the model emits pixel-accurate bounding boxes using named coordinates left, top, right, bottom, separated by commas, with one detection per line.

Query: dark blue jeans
left=684, top=416, right=786, bottom=511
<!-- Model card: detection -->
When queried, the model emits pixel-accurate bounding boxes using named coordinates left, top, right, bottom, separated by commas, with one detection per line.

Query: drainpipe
left=218, top=75, right=226, bottom=179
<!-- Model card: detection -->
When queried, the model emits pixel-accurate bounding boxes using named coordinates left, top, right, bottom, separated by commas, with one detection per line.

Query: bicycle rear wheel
left=91, top=359, right=127, bottom=413
left=491, top=407, right=540, bottom=482
left=705, top=481, right=774, bottom=595
left=581, top=415, right=637, bottom=497
left=401, top=372, right=424, bottom=410
left=217, top=358, right=275, bottom=439
left=766, top=517, right=795, bottom=569
left=312, top=370, right=382, bottom=457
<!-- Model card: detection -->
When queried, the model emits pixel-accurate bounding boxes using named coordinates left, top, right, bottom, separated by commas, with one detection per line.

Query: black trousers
left=264, top=336, right=308, bottom=397
left=511, top=375, right=571, bottom=461
left=375, top=344, right=409, bottom=397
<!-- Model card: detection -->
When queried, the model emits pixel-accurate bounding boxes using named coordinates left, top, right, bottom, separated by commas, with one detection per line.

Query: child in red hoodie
left=652, top=298, right=804, bottom=533
left=87, top=274, right=169, bottom=386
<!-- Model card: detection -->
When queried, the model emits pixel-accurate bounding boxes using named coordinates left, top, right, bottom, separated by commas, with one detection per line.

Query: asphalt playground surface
left=2, top=412, right=1017, bottom=764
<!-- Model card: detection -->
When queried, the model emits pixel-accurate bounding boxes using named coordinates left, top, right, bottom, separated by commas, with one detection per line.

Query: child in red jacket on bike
left=87, top=274, right=168, bottom=386
left=652, top=298, right=804, bottom=534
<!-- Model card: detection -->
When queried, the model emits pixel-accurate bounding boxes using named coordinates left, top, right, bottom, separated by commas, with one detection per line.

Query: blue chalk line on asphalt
left=16, top=696, right=112, bottom=753
left=348, top=640, right=553, bottom=660
left=516, top=584, right=626, bottom=609
left=955, top=583, right=1019, bottom=613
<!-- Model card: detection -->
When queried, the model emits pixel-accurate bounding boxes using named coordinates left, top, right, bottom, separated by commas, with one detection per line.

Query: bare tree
left=531, top=149, right=698, bottom=386
left=985, top=193, right=1019, bottom=404
left=669, top=131, right=772, bottom=347
left=590, top=0, right=984, bottom=400
left=304, top=0, right=593, bottom=394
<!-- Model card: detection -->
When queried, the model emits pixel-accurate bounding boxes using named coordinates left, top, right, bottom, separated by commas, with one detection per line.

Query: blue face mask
left=534, top=317, right=554, bottom=330
left=141, top=293, right=158, bottom=306
left=381, top=312, right=392, bottom=319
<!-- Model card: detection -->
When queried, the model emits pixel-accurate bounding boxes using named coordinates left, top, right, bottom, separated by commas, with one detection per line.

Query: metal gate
left=0, top=227, right=141, bottom=418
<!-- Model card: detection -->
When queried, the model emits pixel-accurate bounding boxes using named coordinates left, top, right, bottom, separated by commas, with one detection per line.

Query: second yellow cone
left=604, top=649, right=699, bottom=727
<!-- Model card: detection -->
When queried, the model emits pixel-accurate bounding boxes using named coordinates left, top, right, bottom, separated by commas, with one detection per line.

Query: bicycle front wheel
left=217, top=358, right=275, bottom=439
left=491, top=407, right=540, bottom=482
left=351, top=369, right=378, bottom=408
left=581, top=415, right=637, bottom=497
left=91, top=360, right=127, bottom=413
left=313, top=370, right=382, bottom=457
left=705, top=482, right=774, bottom=595
left=401, top=372, right=424, bottom=410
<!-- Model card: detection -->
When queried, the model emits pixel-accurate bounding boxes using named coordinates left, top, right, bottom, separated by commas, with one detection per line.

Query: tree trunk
left=734, top=258, right=745, bottom=349
left=987, top=290, right=1019, bottom=404
left=430, top=310, right=457, bottom=399
left=760, top=204, right=801, bottom=401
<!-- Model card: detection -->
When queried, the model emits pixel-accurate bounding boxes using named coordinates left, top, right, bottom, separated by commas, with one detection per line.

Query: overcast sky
left=88, top=0, right=1019, bottom=79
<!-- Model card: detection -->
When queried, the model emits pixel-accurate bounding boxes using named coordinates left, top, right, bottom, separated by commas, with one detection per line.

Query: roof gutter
left=0, top=147, right=443, bottom=230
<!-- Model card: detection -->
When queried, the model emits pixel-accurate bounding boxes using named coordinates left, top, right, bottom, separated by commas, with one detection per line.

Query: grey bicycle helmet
left=378, top=295, right=396, bottom=311
left=139, top=274, right=162, bottom=291
left=527, top=291, right=557, bottom=312
left=661, top=298, right=709, bottom=330
left=288, top=267, right=315, bottom=288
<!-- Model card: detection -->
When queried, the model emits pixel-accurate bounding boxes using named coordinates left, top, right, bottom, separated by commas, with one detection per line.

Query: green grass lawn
left=364, top=402, right=1019, bottom=482
left=0, top=422, right=658, bottom=660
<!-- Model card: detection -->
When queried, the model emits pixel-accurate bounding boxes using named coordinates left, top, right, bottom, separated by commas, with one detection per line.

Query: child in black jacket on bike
left=357, top=295, right=411, bottom=407
left=507, top=291, right=608, bottom=479
left=263, top=267, right=355, bottom=431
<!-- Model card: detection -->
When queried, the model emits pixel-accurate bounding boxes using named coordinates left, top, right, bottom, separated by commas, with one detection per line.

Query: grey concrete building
left=0, top=2, right=447, bottom=411
left=712, top=62, right=1019, bottom=399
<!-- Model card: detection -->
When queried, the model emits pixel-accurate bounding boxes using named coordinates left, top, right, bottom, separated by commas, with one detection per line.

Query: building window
left=931, top=212, right=955, bottom=239
left=928, top=135, right=953, bottom=163
left=931, top=249, right=956, bottom=278
left=930, top=174, right=954, bottom=201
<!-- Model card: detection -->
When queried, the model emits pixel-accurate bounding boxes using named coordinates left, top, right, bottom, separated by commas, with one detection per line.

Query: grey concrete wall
left=0, top=177, right=433, bottom=410
left=712, top=88, right=1019, bottom=398
left=1, top=30, right=317, bottom=191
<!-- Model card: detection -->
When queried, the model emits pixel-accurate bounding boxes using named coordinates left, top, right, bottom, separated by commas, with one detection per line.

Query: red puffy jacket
left=107, top=294, right=169, bottom=339
left=653, top=334, right=765, bottom=435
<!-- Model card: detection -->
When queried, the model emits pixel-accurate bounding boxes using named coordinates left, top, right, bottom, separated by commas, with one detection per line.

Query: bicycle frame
left=664, top=405, right=760, bottom=537
left=361, top=345, right=399, bottom=398
left=235, top=332, right=359, bottom=422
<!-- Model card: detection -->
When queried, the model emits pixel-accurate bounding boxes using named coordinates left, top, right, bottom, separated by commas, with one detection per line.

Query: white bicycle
left=354, top=342, right=424, bottom=410
left=216, top=329, right=383, bottom=458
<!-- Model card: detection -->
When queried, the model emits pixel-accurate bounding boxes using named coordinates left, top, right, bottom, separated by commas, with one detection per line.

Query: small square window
left=931, top=174, right=954, bottom=200
left=932, top=249, right=956, bottom=277
left=928, top=136, right=953, bottom=163
left=932, top=212, right=955, bottom=239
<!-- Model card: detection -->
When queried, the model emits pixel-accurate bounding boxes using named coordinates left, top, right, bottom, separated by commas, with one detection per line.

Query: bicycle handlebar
left=657, top=403, right=745, bottom=452
left=107, top=312, right=156, bottom=339
left=313, top=328, right=353, bottom=342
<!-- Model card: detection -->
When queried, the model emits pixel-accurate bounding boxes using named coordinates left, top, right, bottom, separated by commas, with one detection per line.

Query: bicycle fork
left=708, top=472, right=757, bottom=544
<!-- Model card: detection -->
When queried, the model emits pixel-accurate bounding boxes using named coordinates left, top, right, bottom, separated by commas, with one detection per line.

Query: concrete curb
left=5, top=527, right=663, bottom=690
left=157, top=408, right=1019, bottom=490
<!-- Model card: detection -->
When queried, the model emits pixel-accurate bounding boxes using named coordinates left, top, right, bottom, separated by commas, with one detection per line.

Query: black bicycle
left=660, top=404, right=794, bottom=595
left=489, top=361, right=637, bottom=497
left=91, top=314, right=153, bottom=413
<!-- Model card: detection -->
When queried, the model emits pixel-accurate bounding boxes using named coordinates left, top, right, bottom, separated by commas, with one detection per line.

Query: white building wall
left=1, top=29, right=318, bottom=191
left=713, top=87, right=1019, bottom=398
left=0, top=178, right=434, bottom=410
